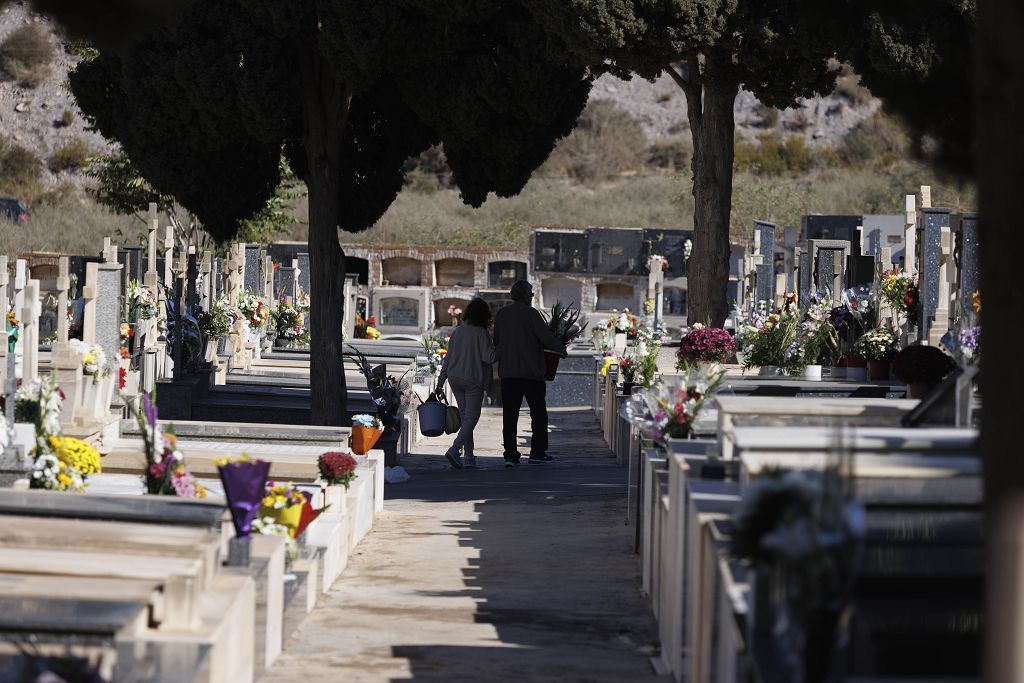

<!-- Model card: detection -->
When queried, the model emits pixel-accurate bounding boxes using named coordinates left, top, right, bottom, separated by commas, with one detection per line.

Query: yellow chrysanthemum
left=195, top=483, right=208, bottom=499
left=48, top=436, right=102, bottom=475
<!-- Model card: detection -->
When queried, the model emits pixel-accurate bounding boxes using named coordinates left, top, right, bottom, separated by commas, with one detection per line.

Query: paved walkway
left=264, top=407, right=668, bottom=682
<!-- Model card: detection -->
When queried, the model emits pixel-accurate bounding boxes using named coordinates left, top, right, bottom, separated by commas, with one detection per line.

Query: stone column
left=20, top=280, right=39, bottom=383
left=928, top=226, right=954, bottom=346
left=904, top=194, right=918, bottom=276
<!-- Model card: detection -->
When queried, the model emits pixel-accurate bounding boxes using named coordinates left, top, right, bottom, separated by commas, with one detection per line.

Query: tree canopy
left=69, top=0, right=593, bottom=423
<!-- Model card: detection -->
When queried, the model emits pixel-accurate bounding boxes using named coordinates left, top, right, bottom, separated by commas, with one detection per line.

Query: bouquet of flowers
left=422, top=333, right=448, bottom=377
left=259, top=481, right=307, bottom=537
left=127, top=280, right=159, bottom=320
left=353, top=414, right=383, bottom=429
left=788, top=300, right=838, bottom=368
left=544, top=301, right=589, bottom=345
left=69, top=339, right=109, bottom=381
left=620, top=370, right=722, bottom=443
left=880, top=268, right=920, bottom=321
left=252, top=516, right=300, bottom=569
left=270, top=299, right=310, bottom=344
left=198, top=298, right=236, bottom=340
left=742, top=295, right=801, bottom=370
left=354, top=314, right=381, bottom=340
left=130, top=393, right=206, bottom=498
left=676, top=324, right=735, bottom=369
left=318, top=451, right=359, bottom=489
left=854, top=327, right=898, bottom=362
left=15, top=376, right=64, bottom=447
left=447, top=304, right=463, bottom=325
left=236, top=290, right=269, bottom=329
left=617, top=355, right=637, bottom=383
left=30, top=436, right=101, bottom=492
left=959, top=326, right=980, bottom=362
left=605, top=309, right=640, bottom=338
left=891, top=344, right=957, bottom=384
left=215, top=455, right=270, bottom=539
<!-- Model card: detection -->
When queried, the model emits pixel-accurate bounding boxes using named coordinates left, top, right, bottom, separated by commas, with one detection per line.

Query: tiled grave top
left=0, top=489, right=224, bottom=527
left=0, top=596, right=146, bottom=635
left=120, top=419, right=349, bottom=443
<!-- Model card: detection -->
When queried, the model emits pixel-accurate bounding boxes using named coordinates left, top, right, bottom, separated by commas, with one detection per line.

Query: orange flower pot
left=351, top=425, right=383, bottom=455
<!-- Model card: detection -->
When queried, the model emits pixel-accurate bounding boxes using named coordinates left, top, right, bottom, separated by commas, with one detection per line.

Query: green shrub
left=50, top=138, right=90, bottom=172
left=0, top=137, right=42, bottom=200
left=543, top=100, right=648, bottom=183
left=646, top=136, right=692, bottom=172
left=403, top=170, right=438, bottom=194
left=734, top=133, right=811, bottom=175
left=0, top=25, right=55, bottom=87
left=838, top=112, right=910, bottom=167
left=56, top=109, right=75, bottom=127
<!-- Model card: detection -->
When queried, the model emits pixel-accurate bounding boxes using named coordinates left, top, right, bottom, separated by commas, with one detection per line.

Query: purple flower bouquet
left=677, top=326, right=735, bottom=367
left=217, top=456, right=271, bottom=539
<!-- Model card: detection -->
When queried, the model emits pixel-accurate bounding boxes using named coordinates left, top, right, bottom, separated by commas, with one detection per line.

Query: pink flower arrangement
left=677, top=326, right=735, bottom=366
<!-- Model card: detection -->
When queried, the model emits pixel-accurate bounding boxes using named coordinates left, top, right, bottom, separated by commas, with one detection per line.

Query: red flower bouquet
left=318, top=451, right=359, bottom=489
left=677, top=326, right=735, bottom=367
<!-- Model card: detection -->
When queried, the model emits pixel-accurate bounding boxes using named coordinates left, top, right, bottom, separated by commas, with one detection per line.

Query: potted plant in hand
left=891, top=344, right=957, bottom=398
left=542, top=301, right=588, bottom=381
left=854, top=328, right=898, bottom=380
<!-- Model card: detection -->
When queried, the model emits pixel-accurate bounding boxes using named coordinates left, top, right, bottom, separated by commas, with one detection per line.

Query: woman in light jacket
left=436, top=297, right=497, bottom=469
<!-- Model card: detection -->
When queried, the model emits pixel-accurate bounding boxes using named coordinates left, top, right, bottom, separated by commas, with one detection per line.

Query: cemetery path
left=265, top=408, right=669, bottom=682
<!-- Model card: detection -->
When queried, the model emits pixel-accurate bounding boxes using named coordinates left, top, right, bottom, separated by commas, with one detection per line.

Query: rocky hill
left=2, top=1, right=879, bottom=200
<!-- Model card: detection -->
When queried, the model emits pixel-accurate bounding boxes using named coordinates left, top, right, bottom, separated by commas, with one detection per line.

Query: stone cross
left=102, top=237, right=118, bottom=264
left=81, top=262, right=99, bottom=346
left=162, top=225, right=175, bottom=286
left=20, top=279, right=40, bottom=383
left=782, top=226, right=798, bottom=293
left=904, top=194, right=918, bottom=276
left=56, top=257, right=70, bottom=345
left=225, top=243, right=245, bottom=303
left=920, top=185, right=932, bottom=209
left=262, top=255, right=274, bottom=304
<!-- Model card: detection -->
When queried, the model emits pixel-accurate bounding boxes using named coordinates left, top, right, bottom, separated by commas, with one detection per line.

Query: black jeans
left=500, top=378, right=548, bottom=459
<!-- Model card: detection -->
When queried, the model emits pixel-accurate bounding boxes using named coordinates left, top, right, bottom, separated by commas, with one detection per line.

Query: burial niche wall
left=596, top=281, right=635, bottom=312
left=381, top=257, right=423, bottom=286
left=488, top=260, right=528, bottom=289
left=435, top=258, right=475, bottom=287
left=434, top=297, right=472, bottom=326
left=664, top=286, right=686, bottom=316
left=378, top=297, right=421, bottom=328
left=541, top=276, right=582, bottom=310
left=345, top=256, right=369, bottom=286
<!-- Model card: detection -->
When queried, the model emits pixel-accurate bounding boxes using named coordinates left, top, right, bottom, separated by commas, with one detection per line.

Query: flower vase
left=351, top=425, right=383, bottom=455
left=697, top=361, right=723, bottom=378
left=758, top=365, right=782, bottom=377
left=613, top=333, right=627, bottom=353
left=830, top=366, right=846, bottom=379
left=79, top=376, right=99, bottom=419
left=867, top=360, right=890, bottom=380
left=846, top=366, right=867, bottom=382
left=620, top=381, right=635, bottom=396
left=802, top=364, right=823, bottom=382
left=543, top=350, right=561, bottom=381
left=258, top=502, right=305, bottom=538
left=12, top=422, right=36, bottom=456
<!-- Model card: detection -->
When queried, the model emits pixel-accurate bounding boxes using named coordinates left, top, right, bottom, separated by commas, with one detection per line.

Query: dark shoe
left=504, top=452, right=522, bottom=468
left=445, top=449, right=463, bottom=470
left=528, top=454, right=554, bottom=464
left=463, top=455, right=477, bottom=468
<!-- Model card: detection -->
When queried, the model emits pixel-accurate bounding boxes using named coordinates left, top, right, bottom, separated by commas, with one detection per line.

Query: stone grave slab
left=533, top=229, right=587, bottom=273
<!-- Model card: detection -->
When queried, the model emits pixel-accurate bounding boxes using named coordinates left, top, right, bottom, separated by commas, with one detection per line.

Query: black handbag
left=444, top=403, right=461, bottom=434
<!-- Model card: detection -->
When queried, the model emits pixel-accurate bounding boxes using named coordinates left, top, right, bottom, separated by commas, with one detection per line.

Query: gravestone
left=277, top=265, right=297, bottom=302
left=533, top=230, right=587, bottom=273
left=846, top=255, right=876, bottom=288
left=806, top=239, right=851, bottom=303
left=595, top=282, right=636, bottom=311
left=587, top=228, right=645, bottom=275
left=244, top=245, right=260, bottom=293
left=801, top=215, right=862, bottom=255
left=919, top=208, right=951, bottom=333
left=209, top=256, right=223, bottom=302
left=643, top=229, right=691, bottom=278
left=297, top=253, right=310, bottom=294
left=118, top=246, right=144, bottom=288
left=958, top=213, right=979, bottom=313
left=95, top=264, right=124, bottom=370
left=755, top=220, right=776, bottom=259
left=860, top=215, right=904, bottom=260
left=379, top=298, right=419, bottom=327
left=373, top=287, right=431, bottom=333
left=755, top=263, right=774, bottom=305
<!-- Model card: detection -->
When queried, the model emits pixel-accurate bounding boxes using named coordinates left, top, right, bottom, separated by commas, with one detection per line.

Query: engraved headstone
left=379, top=297, right=420, bottom=327
left=919, top=208, right=951, bottom=333
left=533, top=231, right=587, bottom=273
left=587, top=228, right=645, bottom=275
left=487, top=261, right=528, bottom=289
left=755, top=263, right=774, bottom=305
left=243, top=245, right=260, bottom=293
left=755, top=220, right=776, bottom=259
left=297, top=253, right=310, bottom=294
left=958, top=213, right=979, bottom=314
left=95, top=264, right=124, bottom=371
left=277, top=264, right=297, bottom=302
left=802, top=215, right=863, bottom=255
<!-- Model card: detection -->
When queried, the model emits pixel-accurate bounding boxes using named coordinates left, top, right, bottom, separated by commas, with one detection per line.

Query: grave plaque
left=487, top=261, right=528, bottom=289
left=378, top=297, right=420, bottom=327
left=846, top=255, right=876, bottom=288
left=755, top=263, right=774, bottom=304
left=798, top=250, right=810, bottom=303
left=755, top=220, right=776, bottom=258
left=533, top=231, right=587, bottom=273
left=802, top=215, right=862, bottom=255
left=244, top=245, right=260, bottom=292
left=958, top=213, right=979, bottom=309
left=277, top=266, right=297, bottom=301
left=67, top=256, right=102, bottom=298
left=815, top=250, right=836, bottom=295
left=920, top=208, right=950, bottom=330
left=643, top=229, right=691, bottom=278
left=297, top=253, right=311, bottom=294
left=96, top=265, right=124, bottom=367
left=587, top=228, right=644, bottom=276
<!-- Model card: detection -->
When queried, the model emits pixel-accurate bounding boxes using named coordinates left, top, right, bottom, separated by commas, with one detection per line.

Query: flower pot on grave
left=79, top=376, right=99, bottom=419
left=803, top=364, right=823, bottom=382
left=620, top=381, right=635, bottom=396
left=258, top=501, right=305, bottom=538
left=351, top=425, right=383, bottom=455
left=846, top=366, right=867, bottom=382
left=205, top=340, right=218, bottom=363
left=613, top=333, right=627, bottom=353
left=544, top=350, right=561, bottom=381
left=12, top=422, right=36, bottom=456
left=867, top=359, right=890, bottom=380
left=830, top=365, right=846, bottom=379
left=697, top=361, right=724, bottom=379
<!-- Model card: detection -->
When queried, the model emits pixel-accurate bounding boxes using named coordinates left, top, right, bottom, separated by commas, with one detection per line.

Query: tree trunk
left=670, top=56, right=739, bottom=328
left=300, top=39, right=351, bottom=426
left=978, top=0, right=1024, bottom=679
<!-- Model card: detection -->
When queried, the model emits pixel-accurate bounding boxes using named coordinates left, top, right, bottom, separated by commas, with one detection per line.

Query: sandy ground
left=264, top=407, right=669, bottom=682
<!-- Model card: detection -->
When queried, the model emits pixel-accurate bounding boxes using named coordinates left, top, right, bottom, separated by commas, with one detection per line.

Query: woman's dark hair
left=463, top=297, right=492, bottom=327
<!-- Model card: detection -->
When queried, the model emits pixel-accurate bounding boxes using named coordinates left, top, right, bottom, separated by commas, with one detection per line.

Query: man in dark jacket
left=493, top=280, right=567, bottom=466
